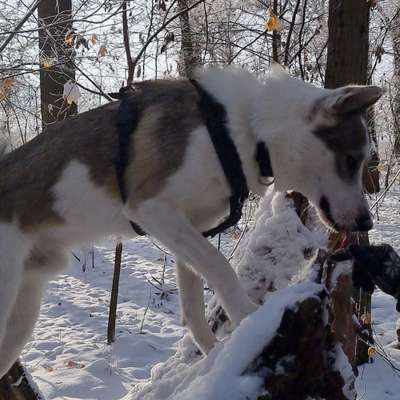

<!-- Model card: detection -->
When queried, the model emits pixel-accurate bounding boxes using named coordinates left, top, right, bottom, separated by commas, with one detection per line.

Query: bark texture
left=38, top=0, right=77, bottom=129
left=251, top=276, right=355, bottom=400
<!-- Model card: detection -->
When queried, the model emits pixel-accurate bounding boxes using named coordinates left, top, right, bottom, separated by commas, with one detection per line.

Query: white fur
left=51, top=160, right=134, bottom=246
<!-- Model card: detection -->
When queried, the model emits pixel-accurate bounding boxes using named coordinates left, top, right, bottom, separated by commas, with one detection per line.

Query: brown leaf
left=98, top=44, right=108, bottom=57
left=266, top=13, right=282, bottom=32
left=0, top=78, right=14, bottom=101
left=65, top=31, right=75, bottom=47
left=66, top=360, right=84, bottom=369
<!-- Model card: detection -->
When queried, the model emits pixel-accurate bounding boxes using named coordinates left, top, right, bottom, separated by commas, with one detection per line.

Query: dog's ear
left=325, top=86, right=384, bottom=115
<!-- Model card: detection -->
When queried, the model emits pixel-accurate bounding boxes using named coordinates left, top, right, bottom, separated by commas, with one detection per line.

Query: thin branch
left=122, top=0, right=134, bottom=84
left=228, top=30, right=269, bottom=64
left=0, top=0, right=40, bottom=54
left=283, top=0, right=301, bottom=65
left=131, top=0, right=205, bottom=76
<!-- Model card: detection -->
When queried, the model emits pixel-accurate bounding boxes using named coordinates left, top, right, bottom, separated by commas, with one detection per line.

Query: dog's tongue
left=339, top=233, right=351, bottom=249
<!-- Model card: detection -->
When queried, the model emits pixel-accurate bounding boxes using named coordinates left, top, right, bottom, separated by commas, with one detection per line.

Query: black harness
left=114, top=80, right=273, bottom=238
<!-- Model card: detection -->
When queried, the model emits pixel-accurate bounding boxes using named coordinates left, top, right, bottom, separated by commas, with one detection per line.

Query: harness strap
left=115, top=90, right=146, bottom=236
left=115, top=79, right=273, bottom=238
left=189, top=79, right=249, bottom=238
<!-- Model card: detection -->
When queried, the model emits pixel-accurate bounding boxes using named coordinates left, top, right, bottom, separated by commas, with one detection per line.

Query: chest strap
left=189, top=79, right=249, bottom=237
left=115, top=80, right=273, bottom=238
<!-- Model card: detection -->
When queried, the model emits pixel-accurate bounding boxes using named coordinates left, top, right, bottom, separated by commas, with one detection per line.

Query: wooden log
left=0, top=361, right=44, bottom=400
left=248, top=289, right=354, bottom=400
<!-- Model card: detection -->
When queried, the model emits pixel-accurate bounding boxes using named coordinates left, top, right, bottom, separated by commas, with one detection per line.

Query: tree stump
left=249, top=292, right=352, bottom=400
left=0, top=361, right=44, bottom=400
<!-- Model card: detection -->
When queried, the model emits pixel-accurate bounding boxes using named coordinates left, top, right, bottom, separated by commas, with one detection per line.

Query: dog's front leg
left=124, top=201, right=258, bottom=342
left=176, top=258, right=216, bottom=354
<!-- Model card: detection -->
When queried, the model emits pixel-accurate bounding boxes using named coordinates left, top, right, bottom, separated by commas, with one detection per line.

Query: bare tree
left=325, top=0, right=375, bottom=366
left=38, top=0, right=77, bottom=129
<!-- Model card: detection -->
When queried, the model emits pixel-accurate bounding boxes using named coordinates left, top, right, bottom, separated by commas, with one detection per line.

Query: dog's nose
left=355, top=214, right=373, bottom=231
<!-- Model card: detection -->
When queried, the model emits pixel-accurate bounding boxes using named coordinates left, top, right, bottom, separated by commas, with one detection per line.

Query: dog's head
left=257, top=70, right=383, bottom=232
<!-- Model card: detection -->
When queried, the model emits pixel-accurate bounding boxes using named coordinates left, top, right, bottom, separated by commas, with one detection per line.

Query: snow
left=22, top=237, right=184, bottom=400
left=234, top=188, right=326, bottom=304
left=19, top=189, right=400, bottom=399
left=132, top=282, right=323, bottom=400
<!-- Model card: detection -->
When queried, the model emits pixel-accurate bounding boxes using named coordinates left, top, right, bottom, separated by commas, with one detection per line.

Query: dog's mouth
left=318, top=196, right=342, bottom=232
left=318, top=195, right=373, bottom=233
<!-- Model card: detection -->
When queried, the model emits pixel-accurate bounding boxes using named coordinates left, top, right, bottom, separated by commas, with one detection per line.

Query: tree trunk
left=177, top=0, right=200, bottom=78
left=0, top=2, right=78, bottom=394
left=38, top=0, right=77, bottom=130
left=325, top=1, right=369, bottom=88
left=325, top=0, right=374, bottom=366
left=271, top=0, right=281, bottom=63
left=249, top=254, right=357, bottom=400
left=392, top=13, right=400, bottom=156
left=325, top=0, right=379, bottom=193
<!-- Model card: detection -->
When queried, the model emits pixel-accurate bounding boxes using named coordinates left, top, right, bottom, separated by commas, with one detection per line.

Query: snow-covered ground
left=21, top=191, right=400, bottom=400
left=22, top=236, right=184, bottom=399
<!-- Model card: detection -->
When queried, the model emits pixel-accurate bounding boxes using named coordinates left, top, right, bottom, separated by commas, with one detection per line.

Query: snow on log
left=129, top=282, right=355, bottom=400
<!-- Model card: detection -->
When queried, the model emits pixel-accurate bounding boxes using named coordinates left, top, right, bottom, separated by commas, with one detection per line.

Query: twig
left=0, top=0, right=40, bottom=54
left=131, top=0, right=205, bottom=75
left=122, top=0, right=134, bottom=84
left=139, top=288, right=152, bottom=334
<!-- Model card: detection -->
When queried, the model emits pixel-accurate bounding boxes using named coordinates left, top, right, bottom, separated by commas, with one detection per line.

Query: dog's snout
left=355, top=213, right=373, bottom=231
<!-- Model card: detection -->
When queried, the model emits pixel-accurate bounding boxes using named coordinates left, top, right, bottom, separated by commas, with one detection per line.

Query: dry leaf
left=361, top=313, right=372, bottom=324
left=367, top=346, right=377, bottom=358
left=42, top=61, right=52, bottom=69
left=42, top=364, right=54, bottom=372
left=63, top=80, right=81, bottom=105
left=41, top=57, right=56, bottom=70
left=377, top=164, right=385, bottom=172
left=266, top=13, right=282, bottom=32
left=65, top=31, right=75, bottom=47
left=91, top=34, right=98, bottom=45
left=98, top=44, right=108, bottom=57
left=75, top=34, right=89, bottom=50
left=0, top=78, right=14, bottom=101
left=66, top=360, right=84, bottom=369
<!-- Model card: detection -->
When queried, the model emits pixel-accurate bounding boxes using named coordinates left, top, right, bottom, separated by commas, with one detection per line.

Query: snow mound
left=127, top=282, right=323, bottom=400
left=235, top=189, right=326, bottom=304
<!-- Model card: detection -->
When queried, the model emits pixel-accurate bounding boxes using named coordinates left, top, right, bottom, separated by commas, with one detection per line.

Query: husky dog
left=0, top=67, right=382, bottom=377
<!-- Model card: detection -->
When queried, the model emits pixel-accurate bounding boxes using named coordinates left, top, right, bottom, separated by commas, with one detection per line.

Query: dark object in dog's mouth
left=329, top=244, right=400, bottom=312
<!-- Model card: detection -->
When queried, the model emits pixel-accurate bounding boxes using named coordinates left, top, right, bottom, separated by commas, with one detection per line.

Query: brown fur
left=0, top=78, right=202, bottom=232
left=0, top=101, right=120, bottom=232
left=125, top=80, right=203, bottom=209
